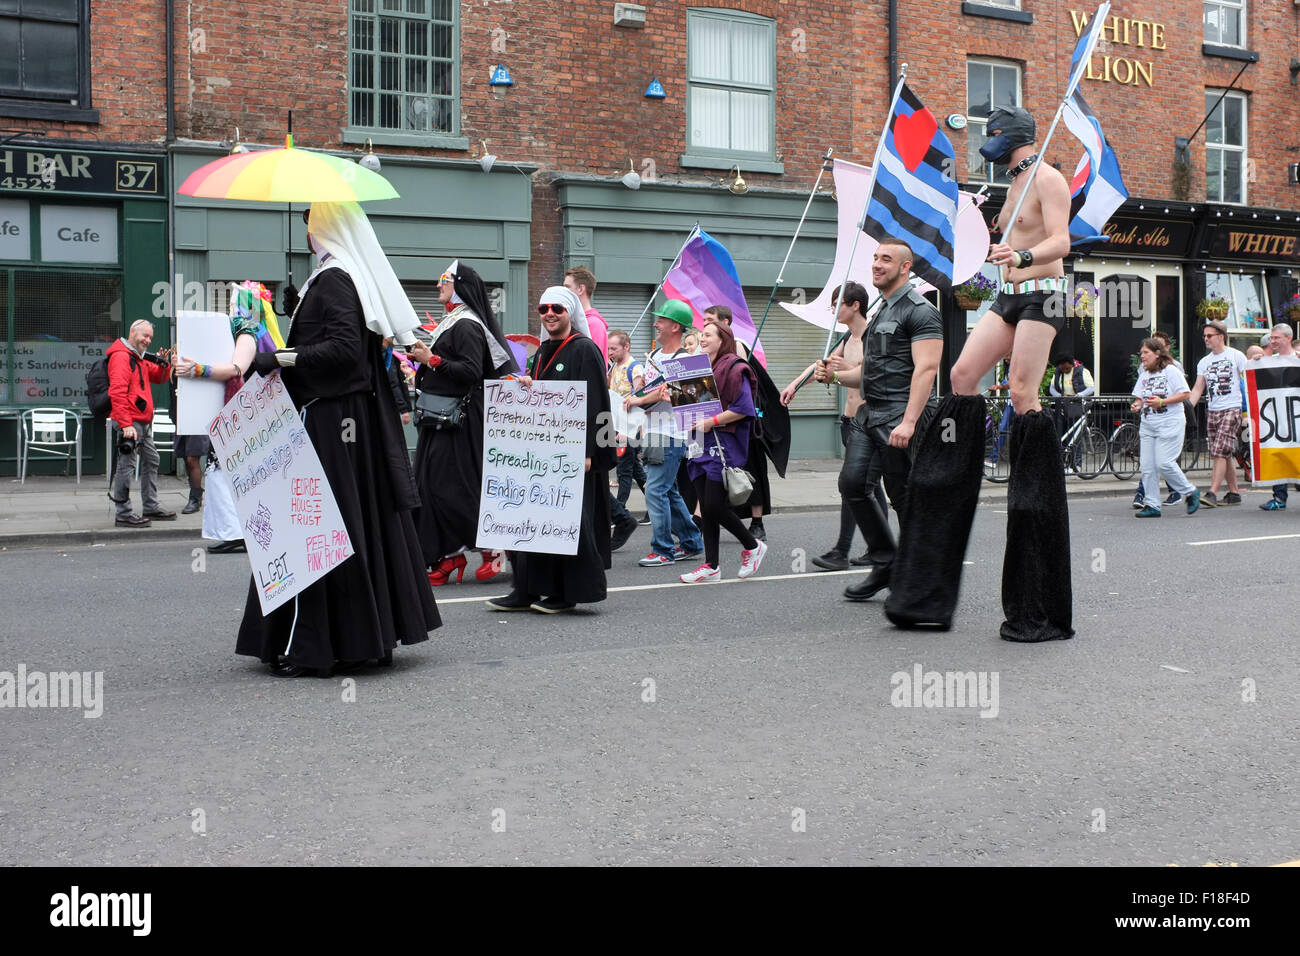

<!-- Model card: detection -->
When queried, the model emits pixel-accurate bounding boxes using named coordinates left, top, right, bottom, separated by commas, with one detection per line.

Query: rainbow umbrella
left=177, top=133, right=398, bottom=202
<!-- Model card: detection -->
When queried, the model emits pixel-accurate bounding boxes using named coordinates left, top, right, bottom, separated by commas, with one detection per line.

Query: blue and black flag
left=861, top=84, right=960, bottom=291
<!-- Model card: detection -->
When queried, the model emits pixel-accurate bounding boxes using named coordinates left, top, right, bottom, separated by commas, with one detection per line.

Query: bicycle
left=983, top=391, right=1013, bottom=483
left=1108, top=419, right=1140, bottom=480
left=1058, top=400, right=1107, bottom=480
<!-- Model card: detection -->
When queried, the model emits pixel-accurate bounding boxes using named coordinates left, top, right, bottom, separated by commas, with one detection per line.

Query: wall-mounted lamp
left=229, top=127, right=249, bottom=155
left=621, top=160, right=642, bottom=190
left=479, top=140, right=497, bottom=174
left=357, top=137, right=381, bottom=172
left=720, top=165, right=748, bottom=195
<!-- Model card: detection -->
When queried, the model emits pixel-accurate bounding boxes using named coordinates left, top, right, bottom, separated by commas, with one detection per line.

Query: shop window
left=685, top=9, right=777, bottom=165
left=347, top=0, right=459, bottom=145
left=1206, top=271, right=1268, bottom=331
left=966, top=59, right=1021, bottom=184
left=1205, top=90, right=1246, bottom=204
left=1203, top=0, right=1245, bottom=48
left=0, top=0, right=94, bottom=120
left=5, top=268, right=122, bottom=406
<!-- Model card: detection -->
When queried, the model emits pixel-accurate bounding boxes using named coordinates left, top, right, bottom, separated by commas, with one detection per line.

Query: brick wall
left=900, top=1, right=1300, bottom=209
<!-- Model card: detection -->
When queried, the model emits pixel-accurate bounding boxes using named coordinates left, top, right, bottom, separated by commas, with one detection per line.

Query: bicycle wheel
left=1108, top=422, right=1139, bottom=480
left=1074, top=426, right=1108, bottom=479
left=1179, top=430, right=1199, bottom=473
left=984, top=416, right=1011, bottom=483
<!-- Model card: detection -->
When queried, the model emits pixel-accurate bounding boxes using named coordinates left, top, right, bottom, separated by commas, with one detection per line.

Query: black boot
left=1000, top=410, right=1074, bottom=642
left=181, top=488, right=203, bottom=515
left=884, top=395, right=986, bottom=630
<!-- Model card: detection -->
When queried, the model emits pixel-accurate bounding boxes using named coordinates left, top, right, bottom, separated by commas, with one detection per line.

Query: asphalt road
left=2, top=495, right=1297, bottom=866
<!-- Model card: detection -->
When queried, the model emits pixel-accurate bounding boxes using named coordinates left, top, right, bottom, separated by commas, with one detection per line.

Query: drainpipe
left=165, top=0, right=176, bottom=350
left=888, top=0, right=898, bottom=94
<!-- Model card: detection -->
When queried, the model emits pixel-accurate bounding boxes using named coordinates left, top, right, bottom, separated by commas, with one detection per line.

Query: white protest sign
left=207, top=372, right=353, bottom=614
left=477, top=378, right=588, bottom=555
left=176, top=310, right=234, bottom=435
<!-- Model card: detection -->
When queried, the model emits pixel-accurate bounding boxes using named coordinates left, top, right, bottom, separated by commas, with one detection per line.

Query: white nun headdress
left=300, top=201, right=422, bottom=347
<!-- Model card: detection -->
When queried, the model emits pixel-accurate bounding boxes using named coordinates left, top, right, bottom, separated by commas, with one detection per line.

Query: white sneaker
left=679, top=563, right=721, bottom=584
left=738, top=538, right=768, bottom=579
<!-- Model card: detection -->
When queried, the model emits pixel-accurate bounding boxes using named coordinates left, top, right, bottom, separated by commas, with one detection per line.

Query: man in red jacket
left=107, top=319, right=175, bottom=527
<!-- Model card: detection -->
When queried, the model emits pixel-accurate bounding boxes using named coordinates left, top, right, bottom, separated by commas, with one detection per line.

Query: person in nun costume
left=407, top=260, right=517, bottom=585
left=236, top=201, right=440, bottom=677
left=486, top=286, right=616, bottom=613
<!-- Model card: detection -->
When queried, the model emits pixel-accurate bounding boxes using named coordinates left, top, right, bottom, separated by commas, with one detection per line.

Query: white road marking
left=1161, top=665, right=1189, bottom=673
left=435, top=568, right=862, bottom=605
left=1187, top=533, right=1300, bottom=547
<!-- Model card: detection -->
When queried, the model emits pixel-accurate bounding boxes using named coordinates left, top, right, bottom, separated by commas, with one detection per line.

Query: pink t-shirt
left=585, top=307, right=608, bottom=365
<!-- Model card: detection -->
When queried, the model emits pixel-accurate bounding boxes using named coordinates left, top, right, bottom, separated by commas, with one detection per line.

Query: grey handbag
left=713, top=431, right=754, bottom=506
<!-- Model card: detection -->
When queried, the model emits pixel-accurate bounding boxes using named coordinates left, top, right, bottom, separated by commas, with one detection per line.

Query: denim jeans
left=1140, top=427, right=1197, bottom=511
left=616, top=446, right=647, bottom=503
left=838, top=414, right=910, bottom=569
left=646, top=440, right=703, bottom=557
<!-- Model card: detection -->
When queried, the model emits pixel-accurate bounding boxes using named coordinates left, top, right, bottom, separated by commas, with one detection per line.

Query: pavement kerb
left=0, top=483, right=1147, bottom=551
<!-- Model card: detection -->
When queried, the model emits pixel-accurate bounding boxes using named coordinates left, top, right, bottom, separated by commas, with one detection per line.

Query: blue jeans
left=1273, top=484, right=1288, bottom=503
left=646, top=440, right=703, bottom=557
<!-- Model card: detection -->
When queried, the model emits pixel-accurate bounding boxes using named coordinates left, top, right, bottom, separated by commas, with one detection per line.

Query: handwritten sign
left=476, top=379, right=588, bottom=555
left=207, top=372, right=353, bottom=614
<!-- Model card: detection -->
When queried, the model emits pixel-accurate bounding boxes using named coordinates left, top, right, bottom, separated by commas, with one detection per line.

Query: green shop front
left=556, top=176, right=847, bottom=459
left=0, top=144, right=167, bottom=477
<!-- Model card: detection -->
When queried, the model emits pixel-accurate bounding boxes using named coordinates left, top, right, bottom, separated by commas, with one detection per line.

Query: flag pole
left=999, top=2, right=1109, bottom=257
left=750, top=147, right=835, bottom=348
left=823, top=64, right=908, bottom=361
left=628, top=222, right=701, bottom=340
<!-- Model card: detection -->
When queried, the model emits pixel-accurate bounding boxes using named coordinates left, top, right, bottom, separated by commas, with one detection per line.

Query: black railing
left=982, top=393, right=1212, bottom=483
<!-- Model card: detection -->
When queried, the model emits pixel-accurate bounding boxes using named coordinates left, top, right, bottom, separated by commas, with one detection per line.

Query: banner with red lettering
left=1245, top=356, right=1300, bottom=485
left=207, top=372, right=353, bottom=614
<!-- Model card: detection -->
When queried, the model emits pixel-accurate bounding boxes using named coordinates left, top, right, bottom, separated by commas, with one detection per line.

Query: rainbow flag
left=662, top=228, right=765, bottom=367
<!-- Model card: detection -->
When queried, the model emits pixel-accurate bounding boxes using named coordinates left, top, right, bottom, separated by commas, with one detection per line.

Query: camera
left=118, top=434, right=137, bottom=456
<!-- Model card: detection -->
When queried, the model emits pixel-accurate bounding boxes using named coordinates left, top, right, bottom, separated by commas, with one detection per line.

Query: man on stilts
left=884, top=104, right=1075, bottom=641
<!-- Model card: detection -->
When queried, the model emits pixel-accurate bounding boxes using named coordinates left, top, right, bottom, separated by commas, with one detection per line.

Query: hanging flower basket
left=952, top=273, right=996, bottom=312
left=1196, top=297, right=1230, bottom=322
left=1287, top=306, right=1300, bottom=322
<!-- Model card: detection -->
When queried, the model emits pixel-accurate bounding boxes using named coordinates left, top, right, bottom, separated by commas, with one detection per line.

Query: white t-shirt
left=1133, top=364, right=1190, bottom=434
left=1196, top=347, right=1247, bottom=412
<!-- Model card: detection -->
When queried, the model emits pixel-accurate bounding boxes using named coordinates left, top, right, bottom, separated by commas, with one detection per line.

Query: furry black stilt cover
left=1000, top=409, right=1075, bottom=642
left=883, top=394, right=986, bottom=630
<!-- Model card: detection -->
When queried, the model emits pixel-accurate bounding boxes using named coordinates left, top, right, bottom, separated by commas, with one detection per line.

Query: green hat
left=653, top=299, right=694, bottom=328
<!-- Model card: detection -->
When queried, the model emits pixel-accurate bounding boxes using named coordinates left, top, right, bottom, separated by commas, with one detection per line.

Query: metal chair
left=131, top=409, right=177, bottom=480
left=19, top=407, right=82, bottom=484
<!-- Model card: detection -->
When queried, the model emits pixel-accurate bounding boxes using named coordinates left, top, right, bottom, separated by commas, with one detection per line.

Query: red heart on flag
left=893, top=107, right=938, bottom=172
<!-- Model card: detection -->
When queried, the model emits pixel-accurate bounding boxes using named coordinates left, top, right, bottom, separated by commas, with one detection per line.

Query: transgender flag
left=662, top=227, right=765, bottom=367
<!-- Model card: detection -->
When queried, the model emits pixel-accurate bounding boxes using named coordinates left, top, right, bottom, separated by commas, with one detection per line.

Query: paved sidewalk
left=0, top=458, right=1211, bottom=550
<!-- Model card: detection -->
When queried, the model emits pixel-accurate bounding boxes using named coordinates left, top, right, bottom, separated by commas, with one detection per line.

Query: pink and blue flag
left=662, top=227, right=765, bottom=367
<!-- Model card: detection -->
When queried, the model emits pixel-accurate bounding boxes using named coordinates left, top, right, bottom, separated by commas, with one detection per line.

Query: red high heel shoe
left=428, top=553, right=467, bottom=586
left=476, top=551, right=506, bottom=582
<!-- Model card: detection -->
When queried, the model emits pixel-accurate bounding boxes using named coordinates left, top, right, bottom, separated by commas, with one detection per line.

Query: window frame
left=965, top=58, right=1023, bottom=185
left=344, top=0, right=467, bottom=151
left=0, top=0, right=97, bottom=123
left=681, top=7, right=781, bottom=173
left=1205, top=270, right=1268, bottom=331
left=1205, top=89, right=1248, bottom=206
left=1203, top=0, right=1246, bottom=49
